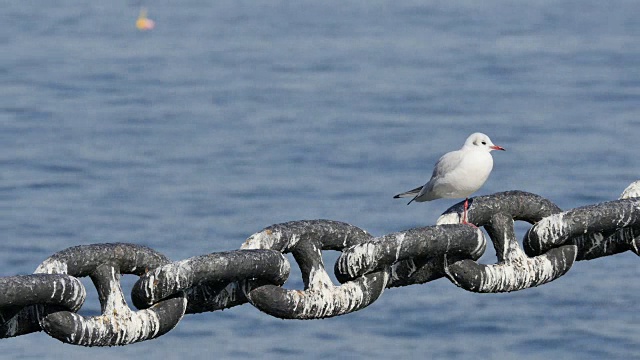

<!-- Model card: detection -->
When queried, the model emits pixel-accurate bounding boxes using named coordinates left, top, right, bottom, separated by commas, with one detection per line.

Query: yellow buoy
left=136, top=7, right=155, bottom=31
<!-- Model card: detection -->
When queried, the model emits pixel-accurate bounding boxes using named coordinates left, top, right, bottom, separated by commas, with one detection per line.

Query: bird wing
left=416, top=149, right=465, bottom=199
left=394, top=149, right=466, bottom=204
left=430, top=149, right=465, bottom=181
left=393, top=185, right=424, bottom=198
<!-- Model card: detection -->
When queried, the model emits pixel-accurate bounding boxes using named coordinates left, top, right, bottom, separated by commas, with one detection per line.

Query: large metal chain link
left=1, top=181, right=639, bottom=346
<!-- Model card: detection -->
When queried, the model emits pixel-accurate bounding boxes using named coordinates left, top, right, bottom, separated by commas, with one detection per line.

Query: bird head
left=464, top=133, right=505, bottom=152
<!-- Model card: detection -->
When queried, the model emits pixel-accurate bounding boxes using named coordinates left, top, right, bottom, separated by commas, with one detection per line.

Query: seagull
left=394, top=132, right=505, bottom=224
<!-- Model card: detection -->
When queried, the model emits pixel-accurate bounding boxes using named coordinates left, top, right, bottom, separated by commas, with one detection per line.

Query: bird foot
left=461, top=220, right=478, bottom=228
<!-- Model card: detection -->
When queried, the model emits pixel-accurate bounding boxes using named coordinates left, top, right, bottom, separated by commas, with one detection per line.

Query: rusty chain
left=1, top=181, right=639, bottom=347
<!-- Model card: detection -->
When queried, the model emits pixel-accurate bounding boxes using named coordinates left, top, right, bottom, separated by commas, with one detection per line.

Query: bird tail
left=393, top=186, right=423, bottom=205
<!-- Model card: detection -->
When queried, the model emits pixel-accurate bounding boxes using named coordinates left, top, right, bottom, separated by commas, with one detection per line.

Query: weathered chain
left=2, top=181, right=640, bottom=347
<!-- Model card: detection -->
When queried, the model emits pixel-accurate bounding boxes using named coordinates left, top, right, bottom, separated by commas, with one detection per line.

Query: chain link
left=34, top=243, right=187, bottom=346
left=1, top=182, right=639, bottom=346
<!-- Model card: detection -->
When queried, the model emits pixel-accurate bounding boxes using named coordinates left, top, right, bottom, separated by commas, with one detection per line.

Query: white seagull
left=394, top=132, right=505, bottom=224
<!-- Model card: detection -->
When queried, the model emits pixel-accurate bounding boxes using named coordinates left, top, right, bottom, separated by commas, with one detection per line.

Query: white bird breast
left=429, top=149, right=494, bottom=199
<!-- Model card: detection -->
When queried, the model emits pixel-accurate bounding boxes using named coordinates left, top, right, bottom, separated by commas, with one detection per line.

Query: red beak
left=490, top=145, right=506, bottom=151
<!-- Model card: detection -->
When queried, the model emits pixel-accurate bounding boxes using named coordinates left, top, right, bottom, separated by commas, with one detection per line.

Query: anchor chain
left=0, top=182, right=639, bottom=346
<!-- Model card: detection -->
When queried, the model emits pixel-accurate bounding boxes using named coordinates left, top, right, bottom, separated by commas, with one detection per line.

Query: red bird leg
left=462, top=198, right=468, bottom=224
left=462, top=198, right=477, bottom=227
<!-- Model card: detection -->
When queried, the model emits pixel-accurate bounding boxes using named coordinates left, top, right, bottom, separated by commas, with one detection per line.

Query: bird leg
left=462, top=198, right=476, bottom=227
left=463, top=198, right=468, bottom=223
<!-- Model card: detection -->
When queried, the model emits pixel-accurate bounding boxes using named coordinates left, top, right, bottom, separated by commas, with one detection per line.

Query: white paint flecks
left=241, top=230, right=301, bottom=252
left=141, top=272, right=157, bottom=302
left=341, top=233, right=350, bottom=248
left=220, top=281, right=241, bottom=304
left=436, top=212, right=462, bottom=225
left=140, top=260, right=194, bottom=304
left=34, top=259, right=68, bottom=275
left=459, top=245, right=573, bottom=293
left=172, top=260, right=194, bottom=292
left=308, top=265, right=333, bottom=289
left=35, top=260, right=187, bottom=346
left=632, top=237, right=640, bottom=254
left=472, top=229, right=486, bottom=258
left=284, top=271, right=389, bottom=319
left=188, top=281, right=241, bottom=310
left=613, top=199, right=640, bottom=228
left=32, top=262, right=86, bottom=312
left=278, top=255, right=291, bottom=281
left=394, top=233, right=405, bottom=262
left=48, top=277, right=86, bottom=311
left=584, top=232, right=605, bottom=256
left=285, top=234, right=301, bottom=251
left=71, top=278, right=85, bottom=311
left=0, top=305, right=40, bottom=337
left=620, top=180, right=640, bottom=199
left=338, top=242, right=377, bottom=279
left=3, top=315, right=20, bottom=337
left=241, top=230, right=283, bottom=250
left=531, top=213, right=567, bottom=245
left=62, top=308, right=155, bottom=346
left=390, top=259, right=417, bottom=283
left=48, top=294, right=187, bottom=346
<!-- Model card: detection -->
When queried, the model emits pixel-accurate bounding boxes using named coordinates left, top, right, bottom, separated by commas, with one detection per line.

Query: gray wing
left=430, top=149, right=465, bottom=180
left=416, top=149, right=465, bottom=199
left=394, top=149, right=464, bottom=204
left=393, top=185, right=423, bottom=199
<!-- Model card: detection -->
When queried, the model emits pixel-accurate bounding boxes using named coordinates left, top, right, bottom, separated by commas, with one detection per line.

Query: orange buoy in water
left=136, top=8, right=155, bottom=31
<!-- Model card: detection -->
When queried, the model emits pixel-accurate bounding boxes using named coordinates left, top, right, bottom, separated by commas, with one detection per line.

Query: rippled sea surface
left=1, top=1, right=640, bottom=359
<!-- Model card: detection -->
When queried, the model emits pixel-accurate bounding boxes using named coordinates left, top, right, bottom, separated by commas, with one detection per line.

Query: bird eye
left=481, top=141, right=487, bottom=145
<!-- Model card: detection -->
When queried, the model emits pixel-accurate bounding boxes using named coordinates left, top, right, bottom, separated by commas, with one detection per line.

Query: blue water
left=1, top=1, right=640, bottom=358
